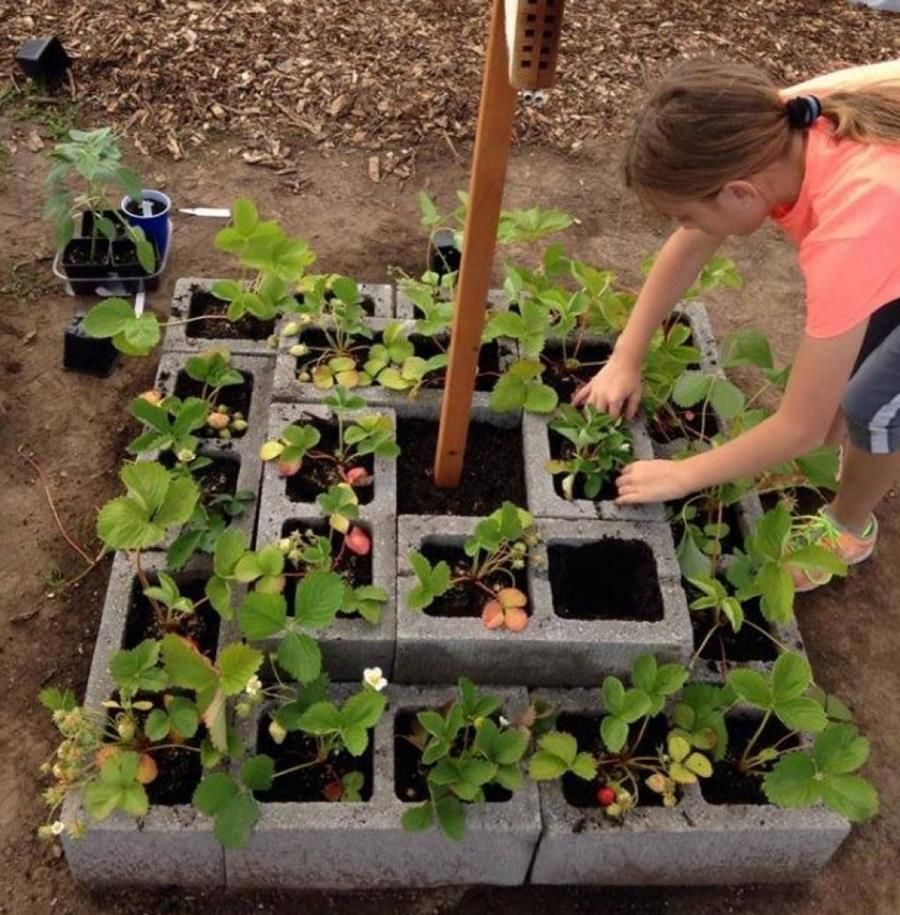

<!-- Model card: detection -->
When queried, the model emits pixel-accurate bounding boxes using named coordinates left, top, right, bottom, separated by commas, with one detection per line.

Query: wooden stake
left=433, top=0, right=517, bottom=487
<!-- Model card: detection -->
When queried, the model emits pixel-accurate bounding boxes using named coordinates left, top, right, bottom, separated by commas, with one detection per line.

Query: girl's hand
left=572, top=351, right=643, bottom=419
left=615, top=459, right=696, bottom=505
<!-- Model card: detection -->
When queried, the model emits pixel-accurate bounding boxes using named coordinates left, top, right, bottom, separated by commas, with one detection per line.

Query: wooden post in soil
left=433, top=0, right=566, bottom=487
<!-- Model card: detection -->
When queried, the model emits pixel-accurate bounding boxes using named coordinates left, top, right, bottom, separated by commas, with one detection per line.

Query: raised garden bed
left=224, top=685, right=541, bottom=888
left=394, top=516, right=691, bottom=685
left=528, top=689, right=851, bottom=885
left=163, top=278, right=395, bottom=356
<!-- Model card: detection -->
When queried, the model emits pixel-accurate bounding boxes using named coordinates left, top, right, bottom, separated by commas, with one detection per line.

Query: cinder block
left=63, top=555, right=243, bottom=888
left=523, top=410, right=664, bottom=523
left=394, top=515, right=692, bottom=686
left=256, top=402, right=397, bottom=528
left=249, top=514, right=397, bottom=679
left=162, top=278, right=393, bottom=356
left=225, top=684, right=541, bottom=888
left=529, top=689, right=850, bottom=885
left=675, top=301, right=722, bottom=371
left=272, top=317, right=515, bottom=418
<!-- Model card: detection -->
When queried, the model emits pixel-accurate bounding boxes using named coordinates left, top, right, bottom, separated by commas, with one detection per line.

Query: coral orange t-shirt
left=770, top=121, right=900, bottom=338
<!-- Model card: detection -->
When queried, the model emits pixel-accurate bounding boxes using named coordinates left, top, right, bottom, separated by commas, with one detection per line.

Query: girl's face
left=649, top=182, right=771, bottom=237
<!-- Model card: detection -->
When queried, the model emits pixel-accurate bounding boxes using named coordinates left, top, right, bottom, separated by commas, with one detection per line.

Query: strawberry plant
left=544, top=404, right=634, bottom=500
left=259, top=386, right=399, bottom=489
left=722, top=652, right=878, bottom=822
left=406, top=503, right=538, bottom=631
left=528, top=654, right=701, bottom=816
left=400, top=677, right=529, bottom=840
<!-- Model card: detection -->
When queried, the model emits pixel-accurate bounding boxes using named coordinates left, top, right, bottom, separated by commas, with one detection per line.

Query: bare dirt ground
left=1, top=1, right=898, bottom=912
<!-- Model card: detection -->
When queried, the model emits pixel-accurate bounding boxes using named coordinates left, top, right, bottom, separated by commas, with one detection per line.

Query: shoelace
left=791, top=510, right=843, bottom=551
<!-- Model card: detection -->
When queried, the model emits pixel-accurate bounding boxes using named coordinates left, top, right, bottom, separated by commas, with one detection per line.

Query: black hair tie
left=785, top=95, right=823, bottom=129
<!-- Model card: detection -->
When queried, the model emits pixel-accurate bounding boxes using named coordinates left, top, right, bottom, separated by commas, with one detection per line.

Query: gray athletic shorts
left=843, top=298, right=900, bottom=454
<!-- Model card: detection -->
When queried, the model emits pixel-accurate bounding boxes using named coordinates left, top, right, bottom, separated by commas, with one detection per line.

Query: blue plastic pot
left=121, top=190, right=172, bottom=260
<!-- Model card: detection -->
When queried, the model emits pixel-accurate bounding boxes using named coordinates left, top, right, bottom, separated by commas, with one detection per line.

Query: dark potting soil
left=284, top=417, right=374, bottom=506
left=172, top=370, right=253, bottom=439
left=254, top=714, right=374, bottom=803
left=186, top=288, right=276, bottom=340
left=548, top=539, right=664, bottom=621
left=125, top=574, right=220, bottom=659
left=294, top=292, right=377, bottom=317
left=62, top=238, right=109, bottom=267
left=393, top=709, right=512, bottom=803
left=686, top=582, right=779, bottom=665
left=396, top=418, right=526, bottom=516
left=145, top=744, right=203, bottom=806
left=294, top=329, right=500, bottom=392
left=280, top=520, right=373, bottom=618
left=649, top=403, right=721, bottom=444
left=547, top=430, right=620, bottom=502
left=556, top=712, right=669, bottom=809
left=541, top=340, right=612, bottom=404
left=417, top=542, right=529, bottom=619
left=160, top=451, right=241, bottom=502
left=700, top=714, right=799, bottom=806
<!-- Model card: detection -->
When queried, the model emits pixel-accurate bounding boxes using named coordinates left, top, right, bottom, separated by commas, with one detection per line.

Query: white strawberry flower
left=499, top=716, right=510, bottom=728
left=245, top=675, right=262, bottom=697
left=363, top=667, right=388, bottom=692
left=50, top=820, right=65, bottom=836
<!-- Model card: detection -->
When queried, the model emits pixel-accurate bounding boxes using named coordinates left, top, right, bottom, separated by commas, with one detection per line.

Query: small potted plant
left=45, top=127, right=164, bottom=294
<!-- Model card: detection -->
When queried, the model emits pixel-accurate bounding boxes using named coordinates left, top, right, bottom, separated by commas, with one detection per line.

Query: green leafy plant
left=406, top=503, right=538, bottom=631
left=259, top=386, right=399, bottom=487
left=45, top=127, right=155, bottom=271
left=400, top=678, right=528, bottom=840
left=529, top=654, right=700, bottom=816
left=725, top=652, right=878, bottom=822
left=544, top=404, right=634, bottom=500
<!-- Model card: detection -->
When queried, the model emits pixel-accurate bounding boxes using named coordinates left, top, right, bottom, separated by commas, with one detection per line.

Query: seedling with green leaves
left=259, top=386, right=399, bottom=489
left=45, top=127, right=155, bottom=272
left=529, top=654, right=703, bottom=816
left=400, top=678, right=529, bottom=841
left=724, top=652, right=878, bottom=822
left=211, top=197, right=316, bottom=322
left=194, top=674, right=386, bottom=847
left=406, top=503, right=538, bottom=631
left=545, top=404, right=634, bottom=500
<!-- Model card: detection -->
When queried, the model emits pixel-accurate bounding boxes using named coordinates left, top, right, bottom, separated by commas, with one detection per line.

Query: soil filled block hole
left=161, top=452, right=241, bottom=502
left=173, top=370, right=254, bottom=439
left=541, top=340, right=612, bottom=404
left=186, top=287, right=276, bottom=340
left=418, top=541, right=529, bottom=619
left=283, top=417, right=374, bottom=506
left=701, top=714, right=800, bottom=807
left=549, top=539, right=664, bottom=621
left=397, top=417, right=525, bottom=516
left=547, top=428, right=619, bottom=502
left=687, top=585, right=779, bottom=665
left=253, top=714, right=374, bottom=803
left=125, top=573, right=221, bottom=658
left=555, top=712, right=670, bottom=809
left=394, top=709, right=512, bottom=803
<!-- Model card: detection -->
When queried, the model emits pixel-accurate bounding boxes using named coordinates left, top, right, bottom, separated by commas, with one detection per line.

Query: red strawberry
left=345, top=526, right=371, bottom=556
left=596, top=786, right=616, bottom=808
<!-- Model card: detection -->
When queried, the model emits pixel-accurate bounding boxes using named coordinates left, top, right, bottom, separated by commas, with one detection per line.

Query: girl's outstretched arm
left=615, top=322, right=869, bottom=504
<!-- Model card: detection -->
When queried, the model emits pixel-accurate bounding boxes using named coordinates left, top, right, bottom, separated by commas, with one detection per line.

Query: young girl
left=574, top=59, right=900, bottom=590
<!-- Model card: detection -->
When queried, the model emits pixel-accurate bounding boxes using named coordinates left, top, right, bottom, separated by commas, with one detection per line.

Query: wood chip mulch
left=1, top=0, right=897, bottom=169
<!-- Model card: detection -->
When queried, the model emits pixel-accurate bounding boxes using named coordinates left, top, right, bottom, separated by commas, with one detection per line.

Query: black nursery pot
left=80, top=209, right=130, bottom=240
left=60, top=238, right=113, bottom=295
left=427, top=229, right=461, bottom=278
left=111, top=238, right=161, bottom=292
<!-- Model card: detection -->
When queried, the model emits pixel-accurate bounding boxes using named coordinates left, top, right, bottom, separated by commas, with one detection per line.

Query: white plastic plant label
left=851, top=0, right=900, bottom=10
